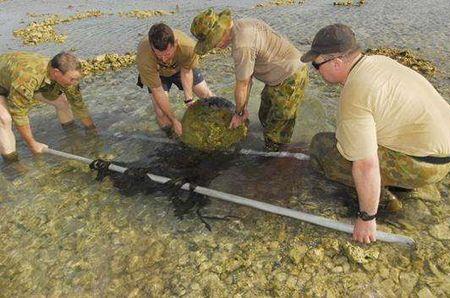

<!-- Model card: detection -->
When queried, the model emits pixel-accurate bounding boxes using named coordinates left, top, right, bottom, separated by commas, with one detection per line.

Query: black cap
left=301, top=24, right=359, bottom=62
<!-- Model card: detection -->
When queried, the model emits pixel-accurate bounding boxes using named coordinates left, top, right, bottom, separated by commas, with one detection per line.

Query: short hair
left=50, top=52, right=81, bottom=74
left=148, top=23, right=175, bottom=51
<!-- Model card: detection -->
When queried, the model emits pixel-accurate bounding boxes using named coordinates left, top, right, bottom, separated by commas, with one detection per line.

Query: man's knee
left=0, top=112, right=12, bottom=128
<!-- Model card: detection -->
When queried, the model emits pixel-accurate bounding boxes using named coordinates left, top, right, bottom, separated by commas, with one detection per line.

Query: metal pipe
left=43, top=147, right=415, bottom=246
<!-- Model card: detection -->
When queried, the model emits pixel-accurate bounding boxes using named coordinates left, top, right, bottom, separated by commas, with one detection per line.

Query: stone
left=181, top=97, right=248, bottom=152
left=342, top=242, right=379, bottom=264
left=417, top=287, right=436, bottom=298
left=429, top=223, right=450, bottom=240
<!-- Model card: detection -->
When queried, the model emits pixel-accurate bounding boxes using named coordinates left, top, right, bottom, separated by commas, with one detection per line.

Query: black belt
left=411, top=155, right=450, bottom=165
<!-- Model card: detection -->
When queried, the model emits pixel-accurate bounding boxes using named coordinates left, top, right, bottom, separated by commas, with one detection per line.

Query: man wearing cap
left=190, top=9, right=308, bottom=151
left=137, top=23, right=214, bottom=137
left=0, top=51, right=95, bottom=163
left=302, top=24, right=450, bottom=244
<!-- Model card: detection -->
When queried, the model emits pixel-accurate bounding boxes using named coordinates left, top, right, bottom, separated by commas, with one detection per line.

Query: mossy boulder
left=181, top=97, right=248, bottom=152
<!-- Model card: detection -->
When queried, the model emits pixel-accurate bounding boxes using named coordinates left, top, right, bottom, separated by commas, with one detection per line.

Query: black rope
left=89, top=159, right=112, bottom=181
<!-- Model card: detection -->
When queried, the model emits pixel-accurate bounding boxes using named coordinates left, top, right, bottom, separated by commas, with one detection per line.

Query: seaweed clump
left=255, top=0, right=305, bottom=8
left=80, top=52, right=137, bottom=76
left=181, top=97, right=248, bottom=152
left=13, top=10, right=104, bottom=45
left=118, top=10, right=174, bottom=19
left=365, top=48, right=436, bottom=76
left=333, top=0, right=365, bottom=6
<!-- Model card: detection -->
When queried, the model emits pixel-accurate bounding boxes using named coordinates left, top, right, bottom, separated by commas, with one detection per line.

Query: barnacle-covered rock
left=118, top=10, right=174, bottom=19
left=80, top=52, right=137, bottom=76
left=13, top=10, right=104, bottom=45
left=365, top=47, right=436, bottom=76
left=181, top=97, right=248, bottom=152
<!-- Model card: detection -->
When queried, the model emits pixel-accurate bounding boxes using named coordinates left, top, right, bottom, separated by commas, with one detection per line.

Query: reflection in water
left=1, top=0, right=449, bottom=296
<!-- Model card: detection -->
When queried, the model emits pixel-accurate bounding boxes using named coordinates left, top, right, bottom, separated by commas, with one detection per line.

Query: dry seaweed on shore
left=13, top=10, right=104, bottom=45
left=333, top=0, right=366, bottom=6
left=117, top=10, right=175, bottom=19
left=365, top=48, right=436, bottom=76
left=80, top=52, right=137, bottom=76
left=255, top=0, right=306, bottom=8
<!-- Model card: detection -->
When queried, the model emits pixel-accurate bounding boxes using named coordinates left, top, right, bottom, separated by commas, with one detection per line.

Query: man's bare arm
left=352, top=152, right=381, bottom=244
left=16, top=124, right=48, bottom=154
left=180, top=67, right=194, bottom=104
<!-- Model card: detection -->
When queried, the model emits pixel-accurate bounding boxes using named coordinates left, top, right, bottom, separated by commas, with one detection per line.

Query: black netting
left=89, top=144, right=241, bottom=230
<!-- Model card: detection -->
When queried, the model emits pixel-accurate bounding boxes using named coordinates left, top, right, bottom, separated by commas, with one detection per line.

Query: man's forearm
left=150, top=86, right=177, bottom=120
left=234, top=79, right=252, bottom=112
left=180, top=68, right=194, bottom=101
left=352, top=154, right=381, bottom=215
left=16, top=124, right=37, bottom=147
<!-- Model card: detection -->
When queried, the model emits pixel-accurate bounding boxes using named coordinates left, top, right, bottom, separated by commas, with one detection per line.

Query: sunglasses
left=311, top=56, right=342, bottom=70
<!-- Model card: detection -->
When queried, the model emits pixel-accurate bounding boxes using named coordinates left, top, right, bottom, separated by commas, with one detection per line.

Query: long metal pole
left=44, top=147, right=415, bottom=246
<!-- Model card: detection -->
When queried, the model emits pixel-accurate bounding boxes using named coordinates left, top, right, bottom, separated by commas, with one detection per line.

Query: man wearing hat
left=190, top=9, right=308, bottom=151
left=302, top=24, right=450, bottom=243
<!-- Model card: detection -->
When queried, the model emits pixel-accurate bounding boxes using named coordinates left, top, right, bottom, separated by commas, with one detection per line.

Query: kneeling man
left=303, top=24, right=450, bottom=243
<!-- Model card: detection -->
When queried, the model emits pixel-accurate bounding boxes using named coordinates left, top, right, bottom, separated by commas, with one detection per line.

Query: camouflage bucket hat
left=191, top=8, right=232, bottom=55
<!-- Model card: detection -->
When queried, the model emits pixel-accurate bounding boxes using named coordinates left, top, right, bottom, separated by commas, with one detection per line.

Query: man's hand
left=29, top=141, right=48, bottom=154
left=172, top=119, right=183, bottom=136
left=353, top=219, right=377, bottom=244
left=229, top=109, right=249, bottom=129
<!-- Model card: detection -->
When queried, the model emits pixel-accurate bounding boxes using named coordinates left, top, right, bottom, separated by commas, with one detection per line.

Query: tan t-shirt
left=336, top=55, right=450, bottom=161
left=231, top=19, right=303, bottom=86
left=136, top=29, right=199, bottom=89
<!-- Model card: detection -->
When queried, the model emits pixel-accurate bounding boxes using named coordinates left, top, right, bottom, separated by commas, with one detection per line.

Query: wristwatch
left=234, top=109, right=245, bottom=117
left=184, top=98, right=193, bottom=105
left=357, top=211, right=377, bottom=221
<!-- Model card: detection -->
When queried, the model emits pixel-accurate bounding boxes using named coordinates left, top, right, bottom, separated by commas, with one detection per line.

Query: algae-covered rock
left=429, top=223, right=450, bottom=240
left=342, top=242, right=379, bottom=264
left=181, top=97, right=248, bottom=152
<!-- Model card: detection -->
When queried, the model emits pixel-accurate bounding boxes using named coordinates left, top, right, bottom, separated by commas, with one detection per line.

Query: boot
left=1, top=151, right=19, bottom=163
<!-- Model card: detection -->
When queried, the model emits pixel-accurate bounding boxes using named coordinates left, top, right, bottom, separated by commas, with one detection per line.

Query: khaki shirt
left=337, top=55, right=450, bottom=161
left=231, top=19, right=303, bottom=86
left=0, top=52, right=90, bottom=126
left=136, top=29, right=199, bottom=89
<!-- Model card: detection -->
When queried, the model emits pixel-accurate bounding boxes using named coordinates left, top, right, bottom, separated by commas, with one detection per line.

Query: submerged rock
left=181, top=97, right=248, bottom=152
left=365, top=48, right=436, bottom=76
left=429, top=223, right=450, bottom=240
left=342, top=242, right=379, bottom=264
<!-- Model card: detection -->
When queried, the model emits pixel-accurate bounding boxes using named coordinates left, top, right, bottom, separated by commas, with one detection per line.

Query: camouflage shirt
left=0, top=52, right=90, bottom=126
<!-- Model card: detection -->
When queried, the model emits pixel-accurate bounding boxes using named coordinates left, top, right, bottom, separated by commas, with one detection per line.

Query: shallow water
left=1, top=0, right=449, bottom=296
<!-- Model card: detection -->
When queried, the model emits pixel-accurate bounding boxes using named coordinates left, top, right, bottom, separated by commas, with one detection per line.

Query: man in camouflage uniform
left=190, top=9, right=308, bottom=151
left=0, top=51, right=95, bottom=162
left=302, top=24, right=450, bottom=243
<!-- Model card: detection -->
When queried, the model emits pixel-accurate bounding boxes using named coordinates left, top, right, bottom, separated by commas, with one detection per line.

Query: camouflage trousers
left=259, top=65, right=308, bottom=146
left=309, top=132, right=450, bottom=189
